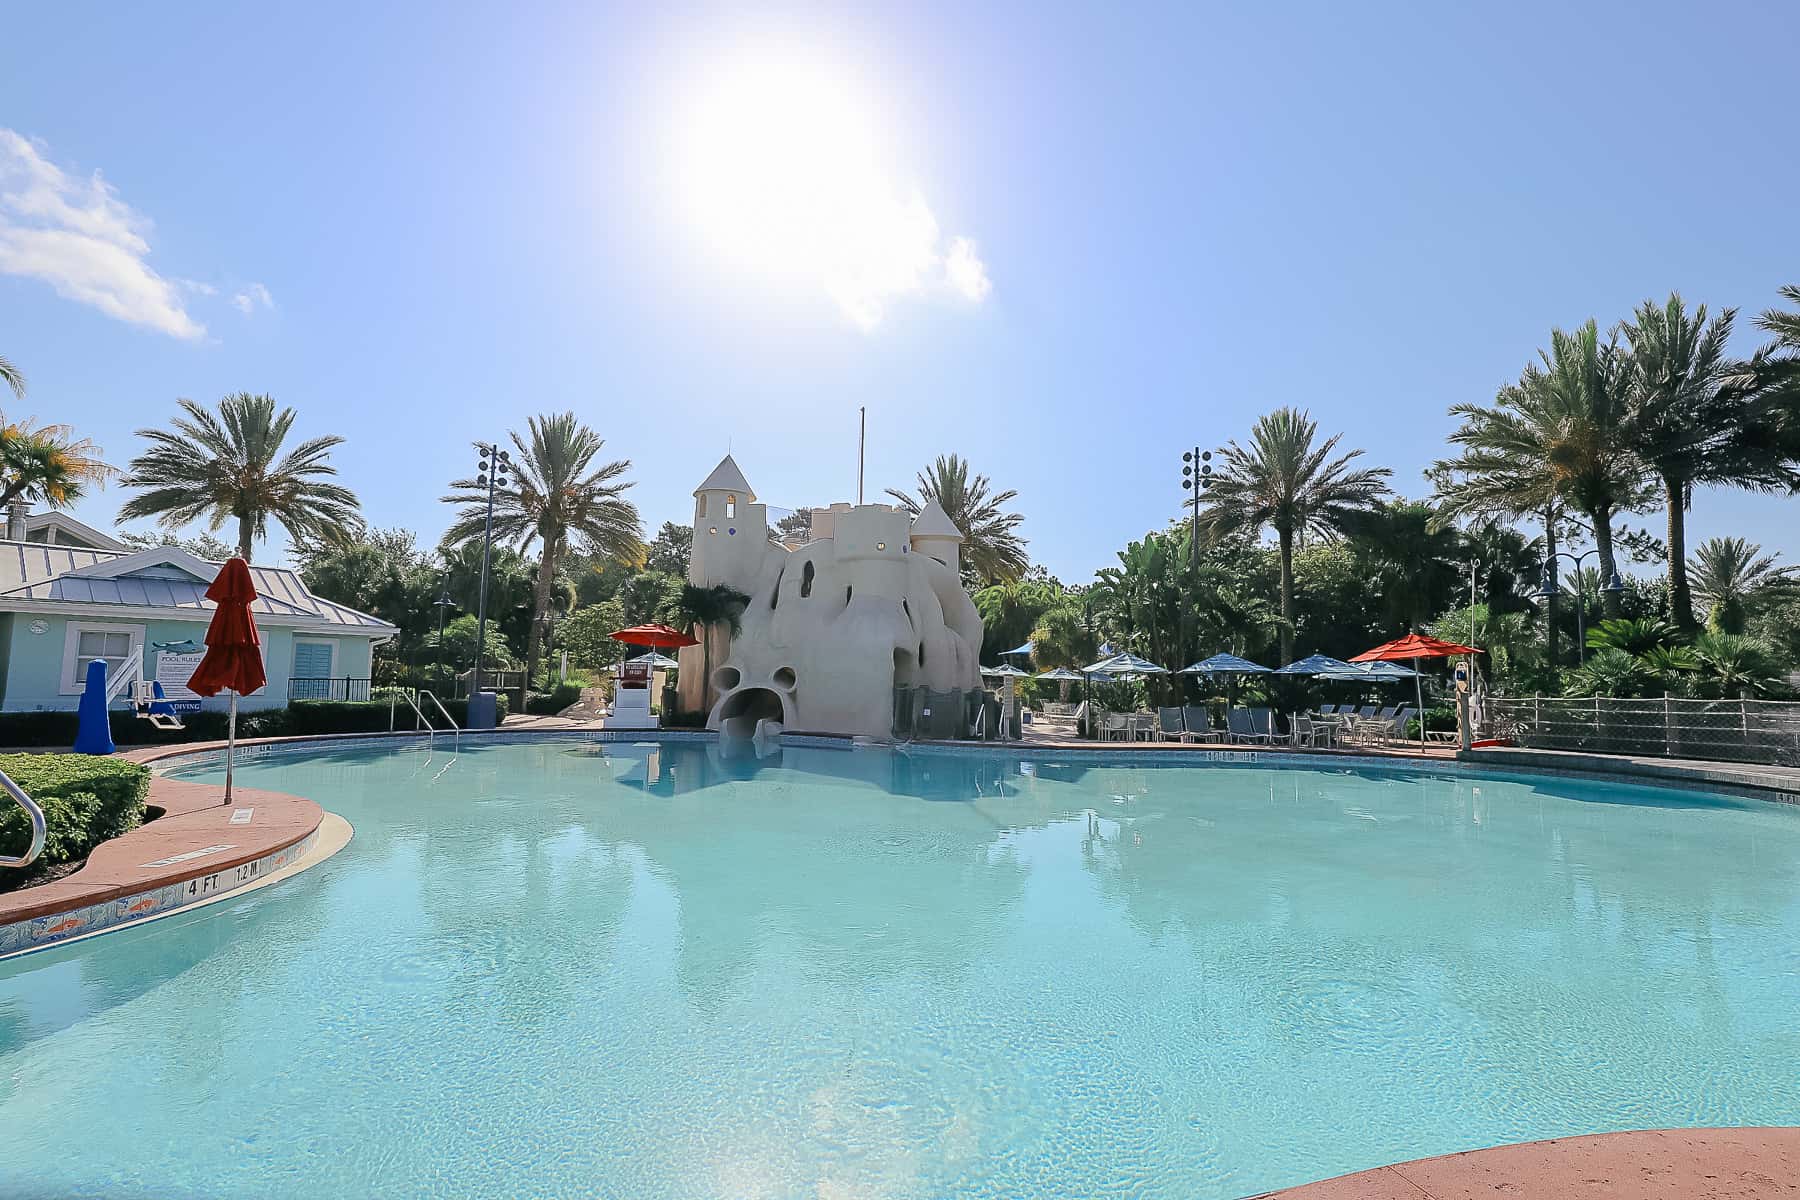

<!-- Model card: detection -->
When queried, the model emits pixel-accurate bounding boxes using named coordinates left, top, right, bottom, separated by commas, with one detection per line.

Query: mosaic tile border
left=0, top=828, right=320, bottom=961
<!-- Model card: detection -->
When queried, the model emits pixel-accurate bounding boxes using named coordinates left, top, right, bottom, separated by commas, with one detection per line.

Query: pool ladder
left=388, top=689, right=462, bottom=775
left=1, top=766, right=47, bottom=870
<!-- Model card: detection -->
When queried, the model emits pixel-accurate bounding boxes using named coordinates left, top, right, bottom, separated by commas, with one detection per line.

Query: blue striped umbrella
left=1180, top=652, right=1271, bottom=675
left=1274, top=654, right=1358, bottom=676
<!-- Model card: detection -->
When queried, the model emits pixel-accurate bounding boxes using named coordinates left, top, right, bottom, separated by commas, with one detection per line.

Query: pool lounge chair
left=1181, top=705, right=1223, bottom=743
left=1099, top=711, right=1131, bottom=741
left=1227, top=708, right=1278, bottom=744
left=1156, top=707, right=1186, bottom=741
left=1290, top=715, right=1335, bottom=748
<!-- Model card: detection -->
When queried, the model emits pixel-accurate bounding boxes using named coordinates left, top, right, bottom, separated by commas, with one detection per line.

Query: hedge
left=524, top=683, right=583, bottom=715
left=0, top=693, right=511, bottom=749
left=0, top=753, right=151, bottom=891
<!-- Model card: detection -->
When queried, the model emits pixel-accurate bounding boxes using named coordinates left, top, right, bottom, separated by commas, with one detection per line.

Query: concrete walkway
left=1253, top=1127, right=1800, bottom=1199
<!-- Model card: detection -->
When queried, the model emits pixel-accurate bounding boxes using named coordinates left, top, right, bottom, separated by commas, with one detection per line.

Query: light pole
left=470, top=441, right=510, bottom=701
left=1179, top=447, right=1214, bottom=569
left=1468, top=557, right=1483, bottom=650
left=1535, top=552, right=1624, bottom=666
left=433, top=583, right=454, bottom=691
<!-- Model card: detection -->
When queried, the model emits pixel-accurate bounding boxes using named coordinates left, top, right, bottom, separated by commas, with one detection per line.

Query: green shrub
left=285, top=700, right=397, bottom=735
left=0, top=753, right=151, bottom=891
left=0, top=691, right=515, bottom=751
left=525, top=683, right=583, bottom=715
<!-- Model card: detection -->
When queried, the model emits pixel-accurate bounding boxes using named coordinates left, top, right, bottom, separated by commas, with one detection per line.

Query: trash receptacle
left=467, top=691, right=499, bottom=729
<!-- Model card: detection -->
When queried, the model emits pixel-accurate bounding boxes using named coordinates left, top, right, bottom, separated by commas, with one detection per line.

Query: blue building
left=0, top=511, right=395, bottom=714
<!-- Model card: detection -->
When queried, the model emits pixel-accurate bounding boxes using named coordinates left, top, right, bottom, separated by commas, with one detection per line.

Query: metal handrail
left=418, top=690, right=461, bottom=754
left=1, top=767, right=48, bottom=870
left=387, top=687, right=437, bottom=755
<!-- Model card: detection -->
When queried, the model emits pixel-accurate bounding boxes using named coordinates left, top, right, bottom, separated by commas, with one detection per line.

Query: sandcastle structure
left=675, top=455, right=985, bottom=740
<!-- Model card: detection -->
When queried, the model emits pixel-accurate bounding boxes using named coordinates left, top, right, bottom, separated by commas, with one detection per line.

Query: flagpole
left=857, top=406, right=866, bottom=505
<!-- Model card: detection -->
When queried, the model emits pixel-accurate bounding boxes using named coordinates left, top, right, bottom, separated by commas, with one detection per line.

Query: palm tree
left=1746, top=285, right=1800, bottom=475
left=1200, top=408, right=1390, bottom=663
left=119, top=393, right=361, bottom=561
left=1563, top=647, right=1652, bottom=698
left=674, top=582, right=749, bottom=712
left=0, top=354, right=24, bottom=402
left=1691, top=630, right=1782, bottom=698
left=885, top=454, right=1027, bottom=584
left=441, top=412, right=643, bottom=689
left=1687, top=536, right=1795, bottom=634
left=1620, top=295, right=1792, bottom=631
left=0, top=417, right=117, bottom=510
left=1436, top=322, right=1647, bottom=622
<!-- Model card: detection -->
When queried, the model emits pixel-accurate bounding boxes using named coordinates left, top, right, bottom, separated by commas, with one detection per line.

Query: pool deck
left=1254, top=1127, right=1800, bottom=1199
left=0, top=743, right=331, bottom=944
left=1463, top=745, right=1800, bottom=803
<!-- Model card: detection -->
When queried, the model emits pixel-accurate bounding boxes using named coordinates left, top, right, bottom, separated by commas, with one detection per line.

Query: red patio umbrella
left=187, top=557, right=266, bottom=804
left=609, top=623, right=700, bottom=650
left=1350, top=633, right=1481, bottom=746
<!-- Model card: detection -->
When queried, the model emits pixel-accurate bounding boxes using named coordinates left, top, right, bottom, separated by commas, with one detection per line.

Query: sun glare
left=672, top=52, right=988, bottom=329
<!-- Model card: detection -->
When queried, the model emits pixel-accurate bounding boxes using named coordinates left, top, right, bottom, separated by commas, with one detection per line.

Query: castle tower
left=832, top=504, right=913, bottom=599
left=908, top=500, right=965, bottom=577
left=689, top=454, right=767, bottom=590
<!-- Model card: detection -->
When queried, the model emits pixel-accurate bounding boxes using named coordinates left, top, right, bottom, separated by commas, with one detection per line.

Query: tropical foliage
left=1199, top=408, right=1390, bottom=663
left=0, top=353, right=24, bottom=401
left=1687, top=536, right=1795, bottom=634
left=886, top=453, right=1028, bottom=585
left=441, top=412, right=645, bottom=690
left=119, top=393, right=361, bottom=561
left=0, top=416, right=117, bottom=511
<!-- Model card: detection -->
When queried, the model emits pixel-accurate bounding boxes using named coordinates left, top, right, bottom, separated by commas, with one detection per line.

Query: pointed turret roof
left=693, top=454, right=754, bottom=501
left=908, top=500, right=964, bottom=541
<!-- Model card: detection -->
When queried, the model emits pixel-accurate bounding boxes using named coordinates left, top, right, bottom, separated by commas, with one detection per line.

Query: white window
left=61, top=621, right=145, bottom=694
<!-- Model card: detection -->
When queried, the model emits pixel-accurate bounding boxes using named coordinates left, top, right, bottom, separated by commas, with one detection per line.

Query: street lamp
left=470, top=441, right=510, bottom=702
left=1535, top=551, right=1625, bottom=665
left=432, top=585, right=454, bottom=691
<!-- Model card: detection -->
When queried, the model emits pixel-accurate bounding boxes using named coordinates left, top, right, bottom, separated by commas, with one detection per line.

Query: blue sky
left=3, top=1, right=1795, bottom=582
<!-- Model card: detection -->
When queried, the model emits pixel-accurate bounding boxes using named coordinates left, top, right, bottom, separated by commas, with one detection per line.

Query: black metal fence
left=289, top=676, right=373, bottom=702
left=1485, top=695, right=1800, bottom=766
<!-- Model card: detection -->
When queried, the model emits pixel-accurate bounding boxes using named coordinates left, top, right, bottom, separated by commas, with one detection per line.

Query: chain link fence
left=1485, top=695, right=1800, bottom=766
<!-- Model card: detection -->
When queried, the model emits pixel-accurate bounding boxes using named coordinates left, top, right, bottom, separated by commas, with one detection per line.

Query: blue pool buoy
left=73, top=658, right=116, bottom=755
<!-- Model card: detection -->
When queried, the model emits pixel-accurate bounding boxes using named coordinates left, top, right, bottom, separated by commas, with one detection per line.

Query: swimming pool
left=3, top=738, right=1798, bottom=1198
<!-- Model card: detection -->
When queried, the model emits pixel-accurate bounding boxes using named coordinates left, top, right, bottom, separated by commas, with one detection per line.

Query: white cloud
left=177, top=278, right=217, bottom=296
left=231, top=282, right=273, bottom=313
left=0, top=129, right=205, bottom=339
left=944, top=237, right=991, bottom=303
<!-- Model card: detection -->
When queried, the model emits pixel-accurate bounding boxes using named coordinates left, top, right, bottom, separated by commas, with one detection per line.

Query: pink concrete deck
left=1254, top=1128, right=1800, bottom=1199
left=0, top=772, right=321, bottom=925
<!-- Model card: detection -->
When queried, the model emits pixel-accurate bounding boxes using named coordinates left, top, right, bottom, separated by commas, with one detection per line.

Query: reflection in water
left=1, top=742, right=1798, bottom=1200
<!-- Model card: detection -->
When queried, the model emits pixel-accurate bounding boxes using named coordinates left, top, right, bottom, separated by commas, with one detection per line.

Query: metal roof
left=0, top=539, right=395, bottom=631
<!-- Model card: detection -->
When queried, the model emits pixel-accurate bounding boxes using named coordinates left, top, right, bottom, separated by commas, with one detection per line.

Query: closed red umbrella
left=609, top=623, right=700, bottom=650
left=1350, top=633, right=1481, bottom=747
left=188, top=557, right=266, bottom=804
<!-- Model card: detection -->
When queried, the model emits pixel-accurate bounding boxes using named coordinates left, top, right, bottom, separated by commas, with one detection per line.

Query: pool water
left=3, top=740, right=1799, bottom=1199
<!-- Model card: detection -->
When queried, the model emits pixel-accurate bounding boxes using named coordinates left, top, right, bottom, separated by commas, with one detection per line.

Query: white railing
left=1485, top=695, right=1800, bottom=767
left=103, top=648, right=144, bottom=705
